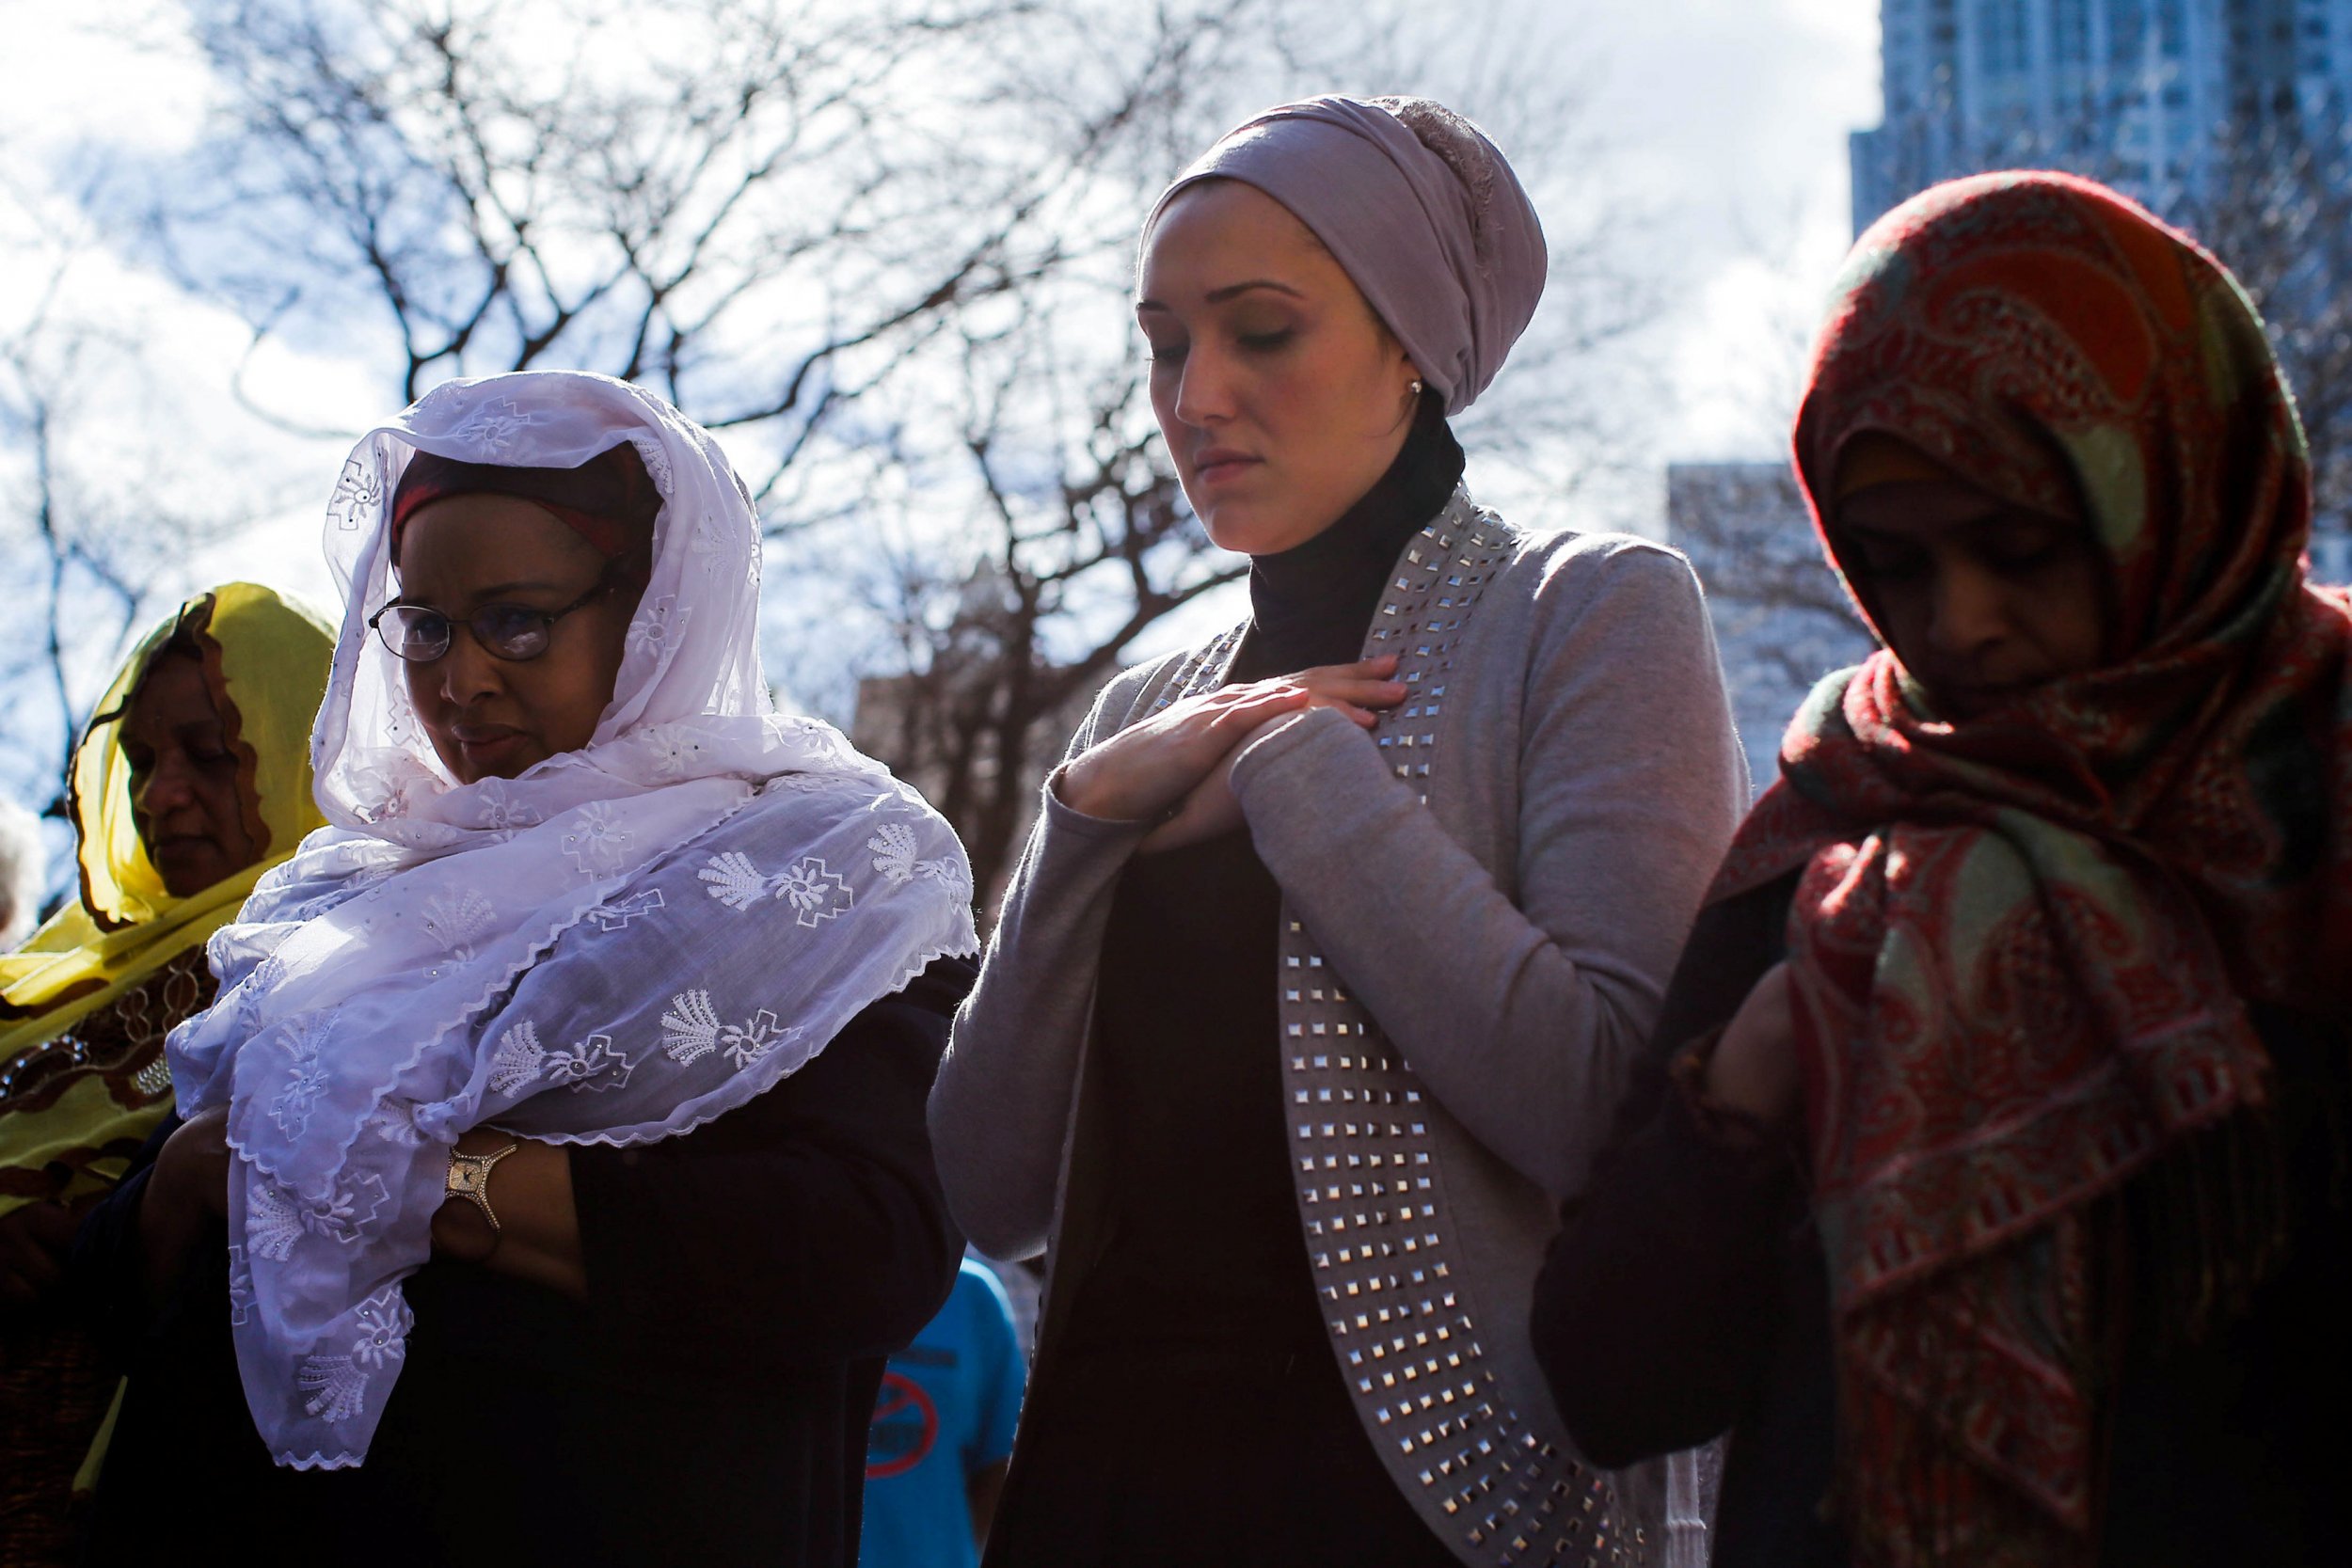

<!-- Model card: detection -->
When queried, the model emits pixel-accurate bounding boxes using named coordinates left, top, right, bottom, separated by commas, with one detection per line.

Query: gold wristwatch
left=445, top=1140, right=520, bottom=1231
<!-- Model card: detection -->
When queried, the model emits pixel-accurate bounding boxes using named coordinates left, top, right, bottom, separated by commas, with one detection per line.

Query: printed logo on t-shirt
left=866, top=1370, right=940, bottom=1480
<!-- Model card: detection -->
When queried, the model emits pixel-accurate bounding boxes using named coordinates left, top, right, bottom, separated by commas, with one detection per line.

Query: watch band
left=445, top=1140, right=520, bottom=1232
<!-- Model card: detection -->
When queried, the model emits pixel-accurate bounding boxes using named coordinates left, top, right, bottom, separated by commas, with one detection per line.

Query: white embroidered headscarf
left=168, top=371, right=977, bottom=1468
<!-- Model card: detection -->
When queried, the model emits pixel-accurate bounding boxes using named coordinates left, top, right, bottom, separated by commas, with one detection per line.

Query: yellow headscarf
left=0, top=583, right=332, bottom=1218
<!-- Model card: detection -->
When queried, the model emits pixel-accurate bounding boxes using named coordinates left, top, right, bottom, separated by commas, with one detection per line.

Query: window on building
left=2158, top=0, right=2188, bottom=58
left=1979, top=0, right=2028, bottom=73
left=2055, top=0, right=2090, bottom=62
left=2112, top=1, right=2148, bottom=67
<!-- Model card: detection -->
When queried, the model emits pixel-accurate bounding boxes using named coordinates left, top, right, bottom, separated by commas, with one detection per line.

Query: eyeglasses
left=368, top=565, right=619, bottom=664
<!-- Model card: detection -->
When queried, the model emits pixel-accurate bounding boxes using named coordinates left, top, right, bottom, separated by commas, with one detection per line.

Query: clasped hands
left=1057, top=656, right=1406, bottom=854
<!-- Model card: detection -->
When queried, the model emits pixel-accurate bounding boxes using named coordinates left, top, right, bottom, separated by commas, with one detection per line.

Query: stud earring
left=1408, top=379, right=1425, bottom=397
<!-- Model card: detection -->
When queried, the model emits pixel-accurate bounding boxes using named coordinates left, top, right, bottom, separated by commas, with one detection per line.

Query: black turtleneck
left=996, top=400, right=1467, bottom=1567
left=1232, top=396, right=1466, bottom=681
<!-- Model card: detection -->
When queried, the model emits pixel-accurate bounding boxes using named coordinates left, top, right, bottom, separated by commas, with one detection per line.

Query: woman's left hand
left=1703, top=963, right=1803, bottom=1128
left=1140, top=658, right=1406, bottom=854
left=431, top=1129, right=586, bottom=1299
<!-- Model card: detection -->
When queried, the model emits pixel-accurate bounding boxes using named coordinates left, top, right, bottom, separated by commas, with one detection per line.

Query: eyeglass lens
left=374, top=605, right=556, bottom=662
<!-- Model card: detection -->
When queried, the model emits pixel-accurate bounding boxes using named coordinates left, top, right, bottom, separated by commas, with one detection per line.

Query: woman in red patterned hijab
left=1534, top=170, right=2352, bottom=1568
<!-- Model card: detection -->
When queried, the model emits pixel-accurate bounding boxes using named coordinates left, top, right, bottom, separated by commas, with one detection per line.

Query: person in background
left=860, top=1257, right=1026, bottom=1568
left=0, top=797, right=44, bottom=949
left=0, top=584, right=332, bottom=1563
left=1534, top=172, right=2352, bottom=1567
left=930, top=95, right=1746, bottom=1567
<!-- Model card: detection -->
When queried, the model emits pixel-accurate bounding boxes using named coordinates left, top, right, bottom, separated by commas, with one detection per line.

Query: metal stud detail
left=1145, top=491, right=1635, bottom=1566
left=1294, top=492, right=1633, bottom=1567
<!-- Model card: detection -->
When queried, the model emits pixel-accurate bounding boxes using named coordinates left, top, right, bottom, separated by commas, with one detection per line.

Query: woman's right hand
left=138, top=1104, right=232, bottom=1307
left=1056, top=656, right=1405, bottom=831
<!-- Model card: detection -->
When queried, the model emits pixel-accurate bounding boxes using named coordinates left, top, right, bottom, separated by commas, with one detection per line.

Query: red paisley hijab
left=1710, top=172, right=2352, bottom=1564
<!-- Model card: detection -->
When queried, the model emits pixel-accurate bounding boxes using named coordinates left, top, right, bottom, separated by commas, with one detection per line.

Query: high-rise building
left=1851, top=0, right=2352, bottom=232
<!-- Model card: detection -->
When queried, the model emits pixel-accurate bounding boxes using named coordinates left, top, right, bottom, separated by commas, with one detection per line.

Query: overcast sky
left=1577, top=0, right=1883, bottom=457
left=0, top=0, right=1883, bottom=618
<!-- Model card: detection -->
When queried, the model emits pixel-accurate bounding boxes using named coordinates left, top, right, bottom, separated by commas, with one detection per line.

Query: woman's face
left=1835, top=473, right=2109, bottom=719
left=1136, top=180, right=1421, bottom=556
left=393, top=495, right=638, bottom=783
left=122, top=649, right=261, bottom=897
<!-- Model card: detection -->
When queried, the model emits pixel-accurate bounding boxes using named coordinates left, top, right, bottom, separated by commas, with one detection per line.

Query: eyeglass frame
left=366, top=558, right=628, bottom=664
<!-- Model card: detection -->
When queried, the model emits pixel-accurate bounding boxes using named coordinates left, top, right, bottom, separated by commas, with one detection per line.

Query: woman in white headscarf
left=72, top=371, right=978, bottom=1567
left=929, top=97, right=1747, bottom=1568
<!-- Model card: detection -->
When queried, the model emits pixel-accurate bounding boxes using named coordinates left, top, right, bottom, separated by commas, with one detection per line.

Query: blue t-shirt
left=860, top=1259, right=1026, bottom=1568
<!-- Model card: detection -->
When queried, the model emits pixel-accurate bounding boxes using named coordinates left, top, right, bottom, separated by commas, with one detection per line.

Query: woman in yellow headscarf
left=0, top=581, right=331, bottom=1561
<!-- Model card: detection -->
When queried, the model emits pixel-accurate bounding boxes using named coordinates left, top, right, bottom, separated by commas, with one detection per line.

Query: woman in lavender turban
left=930, top=96, right=1746, bottom=1566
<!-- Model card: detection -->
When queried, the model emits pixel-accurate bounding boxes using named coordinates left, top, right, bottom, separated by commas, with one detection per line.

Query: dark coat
left=1531, top=880, right=2352, bottom=1567
left=72, top=958, right=971, bottom=1568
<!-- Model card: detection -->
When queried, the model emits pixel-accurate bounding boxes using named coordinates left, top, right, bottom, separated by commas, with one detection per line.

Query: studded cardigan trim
left=1141, top=492, right=1641, bottom=1566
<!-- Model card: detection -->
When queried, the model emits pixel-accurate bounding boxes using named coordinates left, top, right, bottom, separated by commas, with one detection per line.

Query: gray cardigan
left=930, top=496, right=1749, bottom=1567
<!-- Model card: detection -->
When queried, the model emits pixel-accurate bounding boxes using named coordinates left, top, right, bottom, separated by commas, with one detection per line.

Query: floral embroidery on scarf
left=695, top=850, right=853, bottom=922
left=541, top=1033, right=634, bottom=1092
left=250, top=1169, right=395, bottom=1263
left=774, top=859, right=851, bottom=926
left=305, top=1171, right=391, bottom=1248
left=562, top=802, right=633, bottom=876
left=444, top=397, right=545, bottom=459
left=584, top=889, right=666, bottom=931
left=246, top=1179, right=306, bottom=1262
left=327, top=453, right=387, bottom=532
left=471, top=778, right=541, bottom=832
left=625, top=432, right=674, bottom=497
left=267, top=1014, right=336, bottom=1138
left=365, top=1098, right=428, bottom=1148
left=868, top=822, right=974, bottom=904
left=646, top=732, right=705, bottom=781
left=628, top=595, right=690, bottom=661
left=658, top=990, right=725, bottom=1064
left=421, top=889, right=496, bottom=960
left=487, top=1022, right=547, bottom=1096
left=228, top=1243, right=253, bottom=1327
left=655, top=990, right=797, bottom=1069
left=722, top=1014, right=797, bottom=1070
left=296, top=1289, right=412, bottom=1424
left=698, top=851, right=772, bottom=911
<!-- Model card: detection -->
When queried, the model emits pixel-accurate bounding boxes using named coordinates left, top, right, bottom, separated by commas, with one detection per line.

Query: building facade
left=1851, top=0, right=2352, bottom=230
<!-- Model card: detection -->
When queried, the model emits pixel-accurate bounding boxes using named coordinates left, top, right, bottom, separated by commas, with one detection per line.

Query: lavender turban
left=1146, top=95, right=1547, bottom=415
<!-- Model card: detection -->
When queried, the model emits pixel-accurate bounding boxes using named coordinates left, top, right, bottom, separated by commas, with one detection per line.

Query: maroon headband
left=389, top=444, right=661, bottom=562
